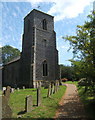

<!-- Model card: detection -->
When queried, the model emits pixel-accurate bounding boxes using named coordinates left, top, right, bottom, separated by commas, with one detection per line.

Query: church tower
left=20, top=9, right=59, bottom=88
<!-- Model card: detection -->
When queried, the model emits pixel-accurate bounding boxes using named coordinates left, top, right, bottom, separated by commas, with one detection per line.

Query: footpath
left=55, top=84, right=88, bottom=120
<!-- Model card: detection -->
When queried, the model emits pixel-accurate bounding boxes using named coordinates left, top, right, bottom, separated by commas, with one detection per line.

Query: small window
left=43, top=60, right=48, bottom=76
left=42, top=19, right=47, bottom=30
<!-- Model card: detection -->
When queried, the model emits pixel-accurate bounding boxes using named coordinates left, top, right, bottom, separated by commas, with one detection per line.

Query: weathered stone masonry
left=2, top=9, right=59, bottom=88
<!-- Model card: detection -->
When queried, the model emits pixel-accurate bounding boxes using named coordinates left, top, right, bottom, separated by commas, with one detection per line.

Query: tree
left=63, top=11, right=95, bottom=94
left=1, top=45, right=20, bottom=65
left=60, top=64, right=73, bottom=81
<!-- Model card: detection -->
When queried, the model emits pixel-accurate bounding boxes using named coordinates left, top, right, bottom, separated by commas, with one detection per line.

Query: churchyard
left=2, top=81, right=66, bottom=118
left=1, top=81, right=95, bottom=119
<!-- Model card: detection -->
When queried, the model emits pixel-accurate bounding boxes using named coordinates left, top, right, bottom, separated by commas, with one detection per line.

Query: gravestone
left=3, top=87, right=6, bottom=91
left=57, top=80, right=60, bottom=90
left=38, top=81, right=41, bottom=88
left=2, top=96, right=12, bottom=118
left=23, top=86, right=25, bottom=90
left=57, top=81, right=59, bottom=92
left=4, top=86, right=11, bottom=102
left=25, top=95, right=33, bottom=112
left=47, top=83, right=51, bottom=97
left=17, top=88, right=20, bottom=91
left=55, top=81, right=58, bottom=92
left=36, top=81, right=39, bottom=88
left=37, top=87, right=41, bottom=106
left=54, top=83, right=56, bottom=94
left=11, top=88, right=14, bottom=93
left=51, top=82, right=54, bottom=94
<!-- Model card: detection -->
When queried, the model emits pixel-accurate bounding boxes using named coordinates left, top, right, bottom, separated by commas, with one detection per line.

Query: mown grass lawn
left=0, top=90, right=2, bottom=95
left=9, top=86, right=66, bottom=118
left=63, top=81, right=78, bottom=86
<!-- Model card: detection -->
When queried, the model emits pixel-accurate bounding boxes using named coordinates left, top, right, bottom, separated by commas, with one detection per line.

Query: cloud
left=1, top=0, right=94, bottom=22
left=48, top=0, right=94, bottom=21
left=0, top=45, right=2, bottom=48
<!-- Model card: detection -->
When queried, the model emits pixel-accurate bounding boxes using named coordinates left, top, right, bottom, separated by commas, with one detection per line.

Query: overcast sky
left=0, top=0, right=94, bottom=65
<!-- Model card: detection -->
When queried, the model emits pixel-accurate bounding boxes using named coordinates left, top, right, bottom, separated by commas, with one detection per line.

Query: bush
left=78, top=78, right=88, bottom=86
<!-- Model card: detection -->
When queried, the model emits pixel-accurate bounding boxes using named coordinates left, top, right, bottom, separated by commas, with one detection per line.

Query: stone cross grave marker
left=25, top=95, right=33, bottom=112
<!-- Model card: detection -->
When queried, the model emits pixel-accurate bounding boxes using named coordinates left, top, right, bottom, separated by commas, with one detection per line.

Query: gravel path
left=55, top=84, right=87, bottom=119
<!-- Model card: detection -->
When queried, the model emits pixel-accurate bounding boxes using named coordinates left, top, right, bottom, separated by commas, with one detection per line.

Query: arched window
left=42, top=19, right=47, bottom=30
left=43, top=60, right=48, bottom=76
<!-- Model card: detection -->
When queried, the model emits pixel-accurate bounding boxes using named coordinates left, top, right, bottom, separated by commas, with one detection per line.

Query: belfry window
left=42, top=19, right=47, bottom=30
left=43, top=60, right=48, bottom=76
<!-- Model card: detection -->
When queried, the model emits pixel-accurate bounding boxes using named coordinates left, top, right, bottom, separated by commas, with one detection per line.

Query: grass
left=9, top=86, right=66, bottom=118
left=78, top=86, right=95, bottom=119
left=63, top=81, right=78, bottom=86
left=0, top=90, right=2, bottom=95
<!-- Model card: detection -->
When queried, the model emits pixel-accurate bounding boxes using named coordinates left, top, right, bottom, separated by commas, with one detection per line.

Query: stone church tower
left=19, top=9, right=59, bottom=88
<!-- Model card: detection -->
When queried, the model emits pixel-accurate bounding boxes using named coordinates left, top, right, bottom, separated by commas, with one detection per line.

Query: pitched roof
left=3, top=56, right=20, bottom=66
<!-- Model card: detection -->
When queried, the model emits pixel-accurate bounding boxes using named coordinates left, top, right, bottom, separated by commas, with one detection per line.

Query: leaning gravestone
left=25, top=95, right=33, bottom=112
left=37, top=87, right=41, bottom=106
left=2, top=96, right=12, bottom=118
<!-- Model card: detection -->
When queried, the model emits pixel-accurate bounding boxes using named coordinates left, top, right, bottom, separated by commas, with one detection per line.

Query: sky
left=0, top=0, right=94, bottom=65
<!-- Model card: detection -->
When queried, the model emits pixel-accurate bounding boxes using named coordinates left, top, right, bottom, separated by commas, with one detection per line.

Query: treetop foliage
left=63, top=10, right=95, bottom=95
left=1, top=45, right=20, bottom=65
